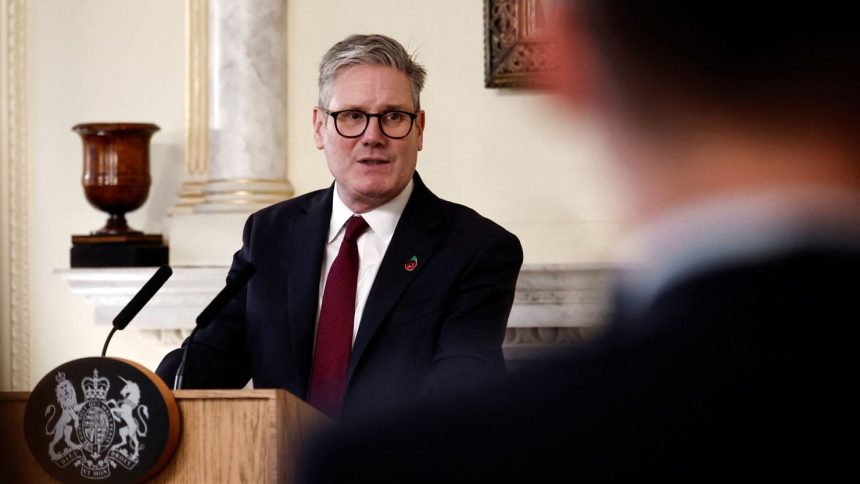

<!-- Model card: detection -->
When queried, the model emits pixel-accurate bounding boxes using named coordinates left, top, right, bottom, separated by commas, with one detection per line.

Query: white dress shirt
left=317, top=180, right=414, bottom=343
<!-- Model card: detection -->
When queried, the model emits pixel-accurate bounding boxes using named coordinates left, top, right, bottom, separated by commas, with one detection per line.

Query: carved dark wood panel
left=484, top=0, right=559, bottom=88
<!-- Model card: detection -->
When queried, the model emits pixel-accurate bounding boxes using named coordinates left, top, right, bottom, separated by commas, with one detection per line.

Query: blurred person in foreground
left=300, top=2, right=859, bottom=481
left=157, top=34, right=522, bottom=421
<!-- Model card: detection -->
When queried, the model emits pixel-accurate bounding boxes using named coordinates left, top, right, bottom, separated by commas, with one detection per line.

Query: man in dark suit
left=300, top=3, right=859, bottom=481
left=156, top=34, right=523, bottom=420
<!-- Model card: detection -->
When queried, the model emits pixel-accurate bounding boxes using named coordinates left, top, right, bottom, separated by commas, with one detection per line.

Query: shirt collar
left=328, top=179, right=414, bottom=244
left=614, top=184, right=860, bottom=311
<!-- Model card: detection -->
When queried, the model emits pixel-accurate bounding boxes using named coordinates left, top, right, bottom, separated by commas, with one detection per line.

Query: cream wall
left=20, top=0, right=625, bottom=386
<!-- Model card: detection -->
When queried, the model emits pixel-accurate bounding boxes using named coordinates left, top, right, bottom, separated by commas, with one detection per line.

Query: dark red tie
left=308, top=215, right=369, bottom=418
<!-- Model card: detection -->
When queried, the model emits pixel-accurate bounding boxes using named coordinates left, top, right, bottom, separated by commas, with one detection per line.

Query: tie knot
left=343, top=216, right=369, bottom=242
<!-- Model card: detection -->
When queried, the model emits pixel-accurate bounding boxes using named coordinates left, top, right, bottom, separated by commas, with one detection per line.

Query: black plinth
left=70, top=234, right=169, bottom=268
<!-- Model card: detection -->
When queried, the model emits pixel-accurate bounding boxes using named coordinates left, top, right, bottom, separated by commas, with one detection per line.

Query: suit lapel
left=286, top=186, right=333, bottom=396
left=347, top=175, right=445, bottom=383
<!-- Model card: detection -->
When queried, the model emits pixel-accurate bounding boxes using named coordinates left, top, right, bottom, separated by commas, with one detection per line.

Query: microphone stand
left=101, top=265, right=173, bottom=357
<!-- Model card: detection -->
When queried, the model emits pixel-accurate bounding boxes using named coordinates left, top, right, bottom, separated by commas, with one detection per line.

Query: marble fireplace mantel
left=56, top=263, right=615, bottom=359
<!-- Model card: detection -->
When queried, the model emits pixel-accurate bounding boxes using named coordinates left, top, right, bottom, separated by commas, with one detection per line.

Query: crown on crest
left=82, top=368, right=110, bottom=401
left=55, top=372, right=67, bottom=384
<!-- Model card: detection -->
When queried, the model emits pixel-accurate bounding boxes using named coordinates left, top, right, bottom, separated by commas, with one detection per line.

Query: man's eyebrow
left=378, top=104, right=413, bottom=112
left=382, top=104, right=417, bottom=113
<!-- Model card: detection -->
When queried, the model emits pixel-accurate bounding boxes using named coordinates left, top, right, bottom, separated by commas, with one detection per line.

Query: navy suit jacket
left=300, top=246, right=858, bottom=481
left=156, top=173, right=523, bottom=418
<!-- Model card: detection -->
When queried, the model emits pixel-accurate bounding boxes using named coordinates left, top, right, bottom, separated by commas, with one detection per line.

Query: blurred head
left=313, top=34, right=427, bottom=213
left=552, top=2, right=860, bottom=219
left=559, top=2, right=859, bottom=130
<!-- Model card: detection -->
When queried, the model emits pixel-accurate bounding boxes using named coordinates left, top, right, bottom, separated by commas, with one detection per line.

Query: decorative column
left=200, top=0, right=292, bottom=212
left=169, top=0, right=292, bottom=265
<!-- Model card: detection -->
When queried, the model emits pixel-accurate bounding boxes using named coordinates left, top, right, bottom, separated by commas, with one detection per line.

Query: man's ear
left=312, top=107, right=325, bottom=150
left=415, top=110, right=426, bottom=151
left=547, top=4, right=597, bottom=109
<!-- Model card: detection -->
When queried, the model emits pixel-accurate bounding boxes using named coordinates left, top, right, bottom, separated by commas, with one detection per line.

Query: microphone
left=101, top=264, right=173, bottom=357
left=174, top=263, right=256, bottom=389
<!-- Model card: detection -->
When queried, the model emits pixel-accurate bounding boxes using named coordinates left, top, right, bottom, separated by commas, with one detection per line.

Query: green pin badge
left=404, top=256, right=418, bottom=272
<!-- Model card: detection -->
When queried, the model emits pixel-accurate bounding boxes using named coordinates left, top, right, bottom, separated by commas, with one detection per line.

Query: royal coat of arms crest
left=44, top=369, right=149, bottom=479
left=24, top=357, right=179, bottom=483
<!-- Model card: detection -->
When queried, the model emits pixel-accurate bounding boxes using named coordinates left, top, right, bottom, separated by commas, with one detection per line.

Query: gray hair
left=318, top=34, right=427, bottom=111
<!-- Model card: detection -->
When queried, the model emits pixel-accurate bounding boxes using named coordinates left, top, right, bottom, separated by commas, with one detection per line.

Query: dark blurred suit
left=301, top=243, right=858, bottom=482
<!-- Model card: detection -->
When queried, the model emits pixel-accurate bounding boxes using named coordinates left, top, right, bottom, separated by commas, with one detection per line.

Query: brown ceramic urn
left=70, top=123, right=168, bottom=267
left=72, top=122, right=160, bottom=236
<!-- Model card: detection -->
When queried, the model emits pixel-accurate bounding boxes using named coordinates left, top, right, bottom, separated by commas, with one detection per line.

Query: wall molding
left=0, top=0, right=30, bottom=390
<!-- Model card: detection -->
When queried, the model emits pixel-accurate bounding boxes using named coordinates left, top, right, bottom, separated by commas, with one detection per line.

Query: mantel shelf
left=55, top=263, right=616, bottom=354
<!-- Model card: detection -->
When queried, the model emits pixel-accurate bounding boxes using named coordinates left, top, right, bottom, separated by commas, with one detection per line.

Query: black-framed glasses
left=323, top=109, right=418, bottom=139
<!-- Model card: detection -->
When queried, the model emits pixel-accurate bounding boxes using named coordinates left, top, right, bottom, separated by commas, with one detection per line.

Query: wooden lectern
left=0, top=389, right=331, bottom=483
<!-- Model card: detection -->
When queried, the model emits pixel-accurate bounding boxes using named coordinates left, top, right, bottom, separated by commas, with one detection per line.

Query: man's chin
left=338, top=185, right=399, bottom=212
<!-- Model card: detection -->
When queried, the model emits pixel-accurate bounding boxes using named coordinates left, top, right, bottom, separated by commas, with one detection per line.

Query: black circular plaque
left=24, top=357, right=180, bottom=483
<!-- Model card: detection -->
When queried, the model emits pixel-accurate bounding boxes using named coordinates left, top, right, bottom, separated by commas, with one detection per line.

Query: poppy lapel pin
left=404, top=256, right=418, bottom=272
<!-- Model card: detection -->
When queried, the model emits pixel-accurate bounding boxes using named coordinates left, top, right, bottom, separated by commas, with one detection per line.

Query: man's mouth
left=357, top=158, right=390, bottom=166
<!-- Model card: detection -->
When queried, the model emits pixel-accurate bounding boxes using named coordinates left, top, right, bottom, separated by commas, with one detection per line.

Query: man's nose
left=361, top=116, right=386, bottom=145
